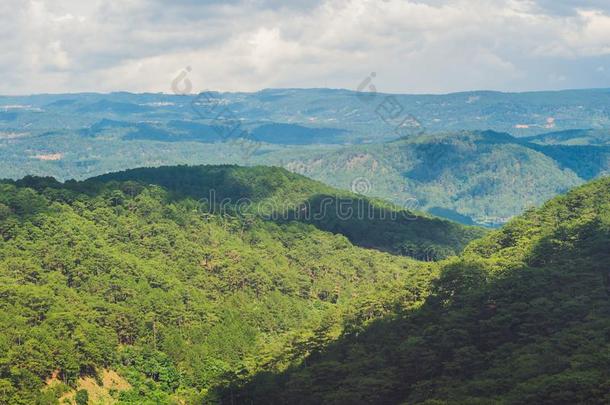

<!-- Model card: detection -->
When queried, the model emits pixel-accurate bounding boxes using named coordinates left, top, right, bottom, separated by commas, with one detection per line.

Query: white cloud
left=1, top=0, right=610, bottom=94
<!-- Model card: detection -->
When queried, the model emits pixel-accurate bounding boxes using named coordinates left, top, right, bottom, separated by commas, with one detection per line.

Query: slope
left=261, top=130, right=610, bottom=226
left=76, top=165, right=484, bottom=259
left=524, top=128, right=610, bottom=146
left=227, top=176, right=610, bottom=404
left=0, top=165, right=478, bottom=404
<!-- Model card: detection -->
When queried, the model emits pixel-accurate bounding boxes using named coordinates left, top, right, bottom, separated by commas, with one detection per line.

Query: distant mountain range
left=524, top=128, right=610, bottom=146
left=1, top=89, right=610, bottom=225
left=3, top=87, right=610, bottom=141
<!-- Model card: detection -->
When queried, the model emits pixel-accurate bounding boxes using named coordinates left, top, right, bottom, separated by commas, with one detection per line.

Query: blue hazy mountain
left=1, top=88, right=610, bottom=226
left=523, top=128, right=610, bottom=146
left=2, top=88, right=610, bottom=143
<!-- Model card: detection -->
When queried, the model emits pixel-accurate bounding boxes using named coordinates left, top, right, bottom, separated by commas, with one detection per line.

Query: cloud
left=1, top=0, right=609, bottom=94
left=530, top=0, right=610, bottom=16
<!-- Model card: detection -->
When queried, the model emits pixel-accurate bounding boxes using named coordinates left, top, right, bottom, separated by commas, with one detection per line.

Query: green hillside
left=79, top=165, right=484, bottom=259
left=228, top=176, right=610, bottom=404
left=1, top=166, right=608, bottom=404
left=524, top=129, right=610, bottom=146
left=262, top=130, right=610, bottom=226
left=0, top=165, right=479, bottom=404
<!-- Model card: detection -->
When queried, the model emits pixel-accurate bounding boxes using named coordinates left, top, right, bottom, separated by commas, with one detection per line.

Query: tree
left=75, top=389, right=89, bottom=405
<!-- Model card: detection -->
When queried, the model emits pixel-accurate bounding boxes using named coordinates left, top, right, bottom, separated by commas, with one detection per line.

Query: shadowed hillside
left=76, top=165, right=485, bottom=259
left=0, top=165, right=482, bottom=404
left=223, top=176, right=610, bottom=404
left=265, top=130, right=610, bottom=226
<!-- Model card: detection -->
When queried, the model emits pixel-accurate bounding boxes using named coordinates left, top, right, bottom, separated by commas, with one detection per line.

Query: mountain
left=2, top=88, right=610, bottom=181
left=0, top=165, right=480, bottom=404
left=226, top=176, right=610, bottom=404
left=523, top=128, right=610, bottom=146
left=1, top=166, right=608, bottom=404
left=2, top=89, right=610, bottom=227
left=3, top=88, right=610, bottom=142
left=260, top=130, right=610, bottom=226
left=83, top=165, right=484, bottom=259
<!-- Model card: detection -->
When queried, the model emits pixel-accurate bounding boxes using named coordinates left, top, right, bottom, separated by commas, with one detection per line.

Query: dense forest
left=82, top=165, right=484, bottom=260
left=0, top=165, right=478, bottom=404
left=269, top=130, right=610, bottom=226
left=226, top=176, right=610, bottom=404
left=0, top=165, right=608, bottom=404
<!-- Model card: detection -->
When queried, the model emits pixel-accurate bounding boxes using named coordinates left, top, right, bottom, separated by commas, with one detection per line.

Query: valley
left=1, top=165, right=608, bottom=404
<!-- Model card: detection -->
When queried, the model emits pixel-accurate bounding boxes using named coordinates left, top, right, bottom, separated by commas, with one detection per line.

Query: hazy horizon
left=3, top=85, right=610, bottom=98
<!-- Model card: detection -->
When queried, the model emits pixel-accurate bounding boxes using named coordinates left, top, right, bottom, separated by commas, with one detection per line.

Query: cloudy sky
left=2, top=0, right=610, bottom=95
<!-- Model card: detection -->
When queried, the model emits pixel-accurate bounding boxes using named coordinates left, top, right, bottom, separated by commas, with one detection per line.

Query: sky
left=2, top=0, right=610, bottom=95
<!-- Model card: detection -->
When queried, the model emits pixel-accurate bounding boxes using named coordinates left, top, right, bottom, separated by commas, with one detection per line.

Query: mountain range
left=2, top=89, right=610, bottom=227
left=261, top=130, right=610, bottom=226
left=0, top=165, right=608, bottom=404
left=226, top=175, right=610, bottom=404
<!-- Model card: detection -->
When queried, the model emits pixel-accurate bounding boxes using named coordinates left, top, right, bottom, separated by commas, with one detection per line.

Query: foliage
left=225, top=176, right=610, bottom=404
left=0, top=165, right=443, bottom=404
left=75, top=389, right=89, bottom=405
left=1, top=164, right=608, bottom=404
left=76, top=164, right=484, bottom=258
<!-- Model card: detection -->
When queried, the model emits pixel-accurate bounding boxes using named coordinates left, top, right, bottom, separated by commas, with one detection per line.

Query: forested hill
left=1, top=167, right=608, bottom=404
left=75, top=165, right=484, bottom=259
left=266, top=130, right=610, bottom=226
left=227, top=176, right=610, bottom=404
left=0, top=164, right=480, bottom=404
left=523, top=128, right=610, bottom=146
